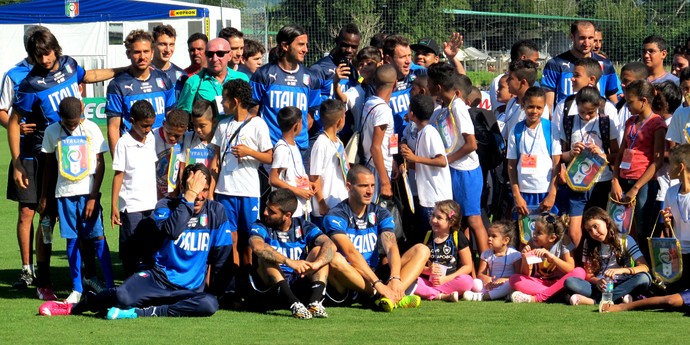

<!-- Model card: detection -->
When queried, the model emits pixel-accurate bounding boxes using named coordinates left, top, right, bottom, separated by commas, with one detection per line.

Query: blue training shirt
left=541, top=51, right=622, bottom=104
left=14, top=55, right=85, bottom=157
left=152, top=197, right=233, bottom=290
left=310, top=55, right=360, bottom=100
left=250, top=63, right=322, bottom=149
left=249, top=217, right=324, bottom=273
left=105, top=69, right=176, bottom=135
left=323, top=200, right=395, bottom=268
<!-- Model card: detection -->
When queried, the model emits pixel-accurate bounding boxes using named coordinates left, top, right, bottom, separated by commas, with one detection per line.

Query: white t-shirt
left=657, top=116, right=679, bottom=201
left=506, top=120, right=562, bottom=193
left=664, top=184, right=690, bottom=254
left=272, top=140, right=309, bottom=218
left=489, top=73, right=505, bottom=111
left=309, top=133, right=349, bottom=216
left=558, top=113, right=618, bottom=183
left=345, top=85, right=366, bottom=131
left=414, top=124, right=453, bottom=207
left=582, top=235, right=644, bottom=277
left=480, top=247, right=521, bottom=279
left=502, top=97, right=550, bottom=141
left=211, top=116, right=272, bottom=197
left=402, top=122, right=419, bottom=196
left=551, top=98, right=619, bottom=140
left=666, top=106, right=690, bottom=145
left=112, top=131, right=158, bottom=212
left=41, top=119, right=108, bottom=198
left=616, top=103, right=633, bottom=146
left=362, top=96, right=395, bottom=176
left=430, top=98, right=480, bottom=171
left=153, top=127, right=184, bottom=197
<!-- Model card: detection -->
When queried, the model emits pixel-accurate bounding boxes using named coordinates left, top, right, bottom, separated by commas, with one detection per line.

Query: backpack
left=468, top=107, right=506, bottom=170
left=514, top=118, right=552, bottom=156
left=344, top=103, right=384, bottom=164
left=561, top=94, right=611, bottom=154
left=423, top=230, right=459, bottom=247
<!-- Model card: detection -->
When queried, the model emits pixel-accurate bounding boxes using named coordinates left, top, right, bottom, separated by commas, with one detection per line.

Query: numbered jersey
left=541, top=51, right=621, bottom=104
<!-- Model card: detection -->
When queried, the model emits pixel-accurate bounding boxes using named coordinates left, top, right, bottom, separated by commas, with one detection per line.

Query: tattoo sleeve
left=381, top=232, right=397, bottom=254
left=250, top=237, right=285, bottom=265
left=313, top=234, right=335, bottom=264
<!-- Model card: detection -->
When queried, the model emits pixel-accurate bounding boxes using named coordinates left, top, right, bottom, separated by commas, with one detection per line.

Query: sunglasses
left=205, top=50, right=229, bottom=58
left=540, top=212, right=557, bottom=226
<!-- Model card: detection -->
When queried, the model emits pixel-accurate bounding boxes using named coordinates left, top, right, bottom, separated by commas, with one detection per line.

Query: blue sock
left=94, top=239, right=115, bottom=288
left=66, top=238, right=83, bottom=293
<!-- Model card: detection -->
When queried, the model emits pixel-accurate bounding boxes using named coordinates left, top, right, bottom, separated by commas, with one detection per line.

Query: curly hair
left=434, top=200, right=462, bottom=233
left=581, top=207, right=627, bottom=275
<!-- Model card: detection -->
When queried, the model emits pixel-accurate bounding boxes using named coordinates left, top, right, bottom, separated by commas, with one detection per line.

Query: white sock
left=22, top=264, right=32, bottom=273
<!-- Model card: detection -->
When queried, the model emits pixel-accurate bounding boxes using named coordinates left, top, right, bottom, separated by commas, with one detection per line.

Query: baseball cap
left=410, top=38, right=440, bottom=56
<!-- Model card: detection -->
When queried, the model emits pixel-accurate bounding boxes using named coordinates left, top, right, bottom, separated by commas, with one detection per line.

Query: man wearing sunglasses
left=178, top=38, right=249, bottom=116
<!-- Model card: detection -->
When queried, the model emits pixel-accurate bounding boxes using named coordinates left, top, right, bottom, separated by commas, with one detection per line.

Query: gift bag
left=607, top=196, right=636, bottom=235
left=647, top=212, right=683, bottom=284
left=565, top=149, right=607, bottom=192
left=518, top=206, right=541, bottom=245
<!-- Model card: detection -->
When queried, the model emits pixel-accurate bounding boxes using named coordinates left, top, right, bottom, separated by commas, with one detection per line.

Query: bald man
left=177, top=38, right=249, bottom=116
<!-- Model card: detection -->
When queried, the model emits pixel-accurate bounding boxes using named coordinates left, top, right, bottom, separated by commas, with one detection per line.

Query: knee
left=571, top=267, right=586, bottom=279
left=328, top=253, right=347, bottom=271
left=636, top=272, right=653, bottom=287
left=563, top=277, right=580, bottom=291
left=115, top=287, right=135, bottom=308
left=509, top=274, right=522, bottom=288
left=410, top=244, right=431, bottom=261
left=196, top=295, right=219, bottom=316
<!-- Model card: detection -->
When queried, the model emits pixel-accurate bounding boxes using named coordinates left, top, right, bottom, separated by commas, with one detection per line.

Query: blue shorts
left=512, top=192, right=559, bottom=220
left=215, top=194, right=259, bottom=234
left=450, top=166, right=482, bottom=216
left=681, top=289, right=690, bottom=307
left=567, top=180, right=611, bottom=217
left=57, top=194, right=104, bottom=240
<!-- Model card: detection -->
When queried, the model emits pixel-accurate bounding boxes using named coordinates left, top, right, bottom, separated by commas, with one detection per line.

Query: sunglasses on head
left=205, top=50, right=229, bottom=58
left=540, top=212, right=557, bottom=225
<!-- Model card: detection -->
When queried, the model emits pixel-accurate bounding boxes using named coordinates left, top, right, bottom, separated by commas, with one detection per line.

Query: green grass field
left=0, top=127, right=688, bottom=344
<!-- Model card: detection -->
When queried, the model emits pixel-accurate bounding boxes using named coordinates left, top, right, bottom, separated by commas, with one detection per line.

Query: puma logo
left=37, top=78, right=46, bottom=85
left=269, top=73, right=277, bottom=81
left=124, top=84, right=133, bottom=91
left=561, top=62, right=571, bottom=68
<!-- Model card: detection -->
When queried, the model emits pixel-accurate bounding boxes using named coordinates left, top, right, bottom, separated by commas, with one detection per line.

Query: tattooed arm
left=310, top=234, right=336, bottom=270
left=380, top=231, right=402, bottom=279
left=249, top=235, right=312, bottom=274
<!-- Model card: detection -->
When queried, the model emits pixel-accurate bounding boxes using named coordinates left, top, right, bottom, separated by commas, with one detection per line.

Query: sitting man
left=39, top=164, right=234, bottom=319
left=247, top=189, right=336, bottom=320
left=324, top=164, right=430, bottom=311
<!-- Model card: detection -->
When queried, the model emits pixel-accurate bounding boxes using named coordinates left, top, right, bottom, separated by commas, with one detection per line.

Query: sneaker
left=307, top=300, right=328, bottom=318
left=290, top=302, right=312, bottom=320
left=376, top=297, right=395, bottom=312
left=106, top=307, right=138, bottom=320
left=463, top=291, right=483, bottom=302
left=622, top=294, right=633, bottom=304
left=39, top=301, right=72, bottom=316
left=83, top=277, right=105, bottom=294
left=65, top=290, right=82, bottom=304
left=510, top=291, right=533, bottom=303
left=396, top=295, right=422, bottom=309
left=12, top=270, right=34, bottom=289
left=37, top=286, right=57, bottom=301
left=569, top=294, right=581, bottom=305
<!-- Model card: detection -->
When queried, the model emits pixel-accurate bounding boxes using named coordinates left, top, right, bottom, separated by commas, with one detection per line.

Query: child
left=238, top=38, right=265, bottom=78
left=559, top=86, right=620, bottom=246
left=427, top=62, right=488, bottom=254
left=410, top=75, right=431, bottom=97
left=153, top=108, right=188, bottom=199
left=180, top=99, right=218, bottom=168
left=210, top=79, right=273, bottom=266
left=565, top=207, right=651, bottom=306
left=494, top=74, right=513, bottom=133
left=666, top=69, right=690, bottom=146
left=414, top=200, right=474, bottom=302
left=642, top=35, right=679, bottom=85
left=509, top=213, right=584, bottom=303
left=503, top=59, right=549, bottom=141
left=616, top=62, right=649, bottom=144
left=335, top=46, right=383, bottom=134
left=662, top=144, right=690, bottom=291
left=653, top=81, right=682, bottom=216
left=309, top=99, right=349, bottom=228
left=40, top=97, right=114, bottom=303
left=401, top=94, right=452, bottom=236
left=464, top=220, right=522, bottom=301
left=270, top=106, right=314, bottom=218
left=507, top=87, right=561, bottom=217
left=611, top=80, right=667, bottom=263
left=111, top=100, right=159, bottom=277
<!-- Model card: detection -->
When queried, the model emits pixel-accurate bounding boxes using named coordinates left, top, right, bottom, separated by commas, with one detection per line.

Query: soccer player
left=218, top=26, right=244, bottom=70
left=250, top=24, right=322, bottom=152
left=247, top=188, right=336, bottom=319
left=106, top=29, right=176, bottom=155
left=40, top=164, right=234, bottom=319
left=151, top=24, right=186, bottom=85
left=642, top=35, right=679, bottom=85
left=177, top=38, right=249, bottom=116
left=9, top=29, right=122, bottom=300
left=310, top=23, right=362, bottom=99
left=184, top=33, right=208, bottom=76
left=237, top=39, right=265, bottom=78
left=541, top=20, right=621, bottom=110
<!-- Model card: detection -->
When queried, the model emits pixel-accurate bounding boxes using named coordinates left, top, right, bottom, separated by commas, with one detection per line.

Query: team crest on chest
left=199, top=214, right=208, bottom=227
left=65, top=64, right=73, bottom=74
left=302, top=74, right=311, bottom=86
left=368, top=212, right=376, bottom=225
left=156, top=78, right=165, bottom=89
left=295, top=226, right=302, bottom=239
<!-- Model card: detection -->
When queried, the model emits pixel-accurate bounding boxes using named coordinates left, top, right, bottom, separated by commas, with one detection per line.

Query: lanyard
left=222, top=115, right=253, bottom=160
left=279, top=138, right=304, bottom=178
left=520, top=121, right=542, bottom=156
left=489, top=252, right=508, bottom=278
left=577, top=115, right=597, bottom=144
left=321, top=131, right=344, bottom=155
left=59, top=121, right=84, bottom=138
left=431, top=235, right=453, bottom=263
left=628, top=115, right=651, bottom=149
left=677, top=189, right=690, bottom=223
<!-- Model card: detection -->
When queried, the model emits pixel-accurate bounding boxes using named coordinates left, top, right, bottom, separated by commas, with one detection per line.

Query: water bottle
left=40, top=215, right=52, bottom=244
left=598, top=278, right=614, bottom=312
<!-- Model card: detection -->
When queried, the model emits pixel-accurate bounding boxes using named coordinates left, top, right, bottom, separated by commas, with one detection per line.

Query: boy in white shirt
left=662, top=144, right=690, bottom=291
left=507, top=87, right=562, bottom=217
left=362, top=64, right=397, bottom=199
left=503, top=60, right=550, bottom=140
left=111, top=100, right=159, bottom=278
left=401, top=94, right=452, bottom=232
left=153, top=108, right=188, bottom=199
left=309, top=99, right=349, bottom=228
left=180, top=99, right=218, bottom=168
left=210, top=79, right=273, bottom=267
left=41, top=97, right=114, bottom=303
left=270, top=106, right=314, bottom=218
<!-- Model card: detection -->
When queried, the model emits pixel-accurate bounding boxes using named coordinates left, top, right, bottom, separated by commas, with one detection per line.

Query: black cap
left=410, top=38, right=440, bottom=56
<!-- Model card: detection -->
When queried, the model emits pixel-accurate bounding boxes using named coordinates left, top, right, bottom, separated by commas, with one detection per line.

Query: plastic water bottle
left=40, top=215, right=52, bottom=244
left=598, top=278, right=614, bottom=312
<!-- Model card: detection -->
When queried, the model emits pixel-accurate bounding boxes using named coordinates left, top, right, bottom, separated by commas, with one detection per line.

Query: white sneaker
left=510, top=291, right=533, bottom=303
left=463, top=291, right=483, bottom=301
left=65, top=290, right=82, bottom=304
left=622, top=294, right=633, bottom=304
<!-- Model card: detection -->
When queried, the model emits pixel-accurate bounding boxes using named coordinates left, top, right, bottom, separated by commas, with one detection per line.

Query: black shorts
left=6, top=157, right=42, bottom=205
left=246, top=271, right=312, bottom=309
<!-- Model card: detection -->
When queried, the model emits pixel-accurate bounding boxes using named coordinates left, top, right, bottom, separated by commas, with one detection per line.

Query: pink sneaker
left=37, top=286, right=57, bottom=301
left=39, top=301, right=72, bottom=316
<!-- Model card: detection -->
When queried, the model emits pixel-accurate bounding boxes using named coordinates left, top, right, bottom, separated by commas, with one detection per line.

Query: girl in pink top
left=611, top=80, right=667, bottom=259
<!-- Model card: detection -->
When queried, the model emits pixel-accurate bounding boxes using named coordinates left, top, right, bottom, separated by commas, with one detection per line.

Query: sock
left=308, top=281, right=326, bottom=304
left=94, top=239, right=115, bottom=288
left=66, top=238, right=83, bottom=293
left=80, top=238, right=97, bottom=278
left=36, top=262, right=50, bottom=287
left=275, top=280, right=300, bottom=305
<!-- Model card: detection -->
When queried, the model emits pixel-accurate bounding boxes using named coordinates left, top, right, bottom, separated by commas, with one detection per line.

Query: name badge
left=520, top=154, right=537, bottom=175
left=619, top=149, right=634, bottom=170
left=296, top=176, right=310, bottom=190
left=389, top=133, right=399, bottom=155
